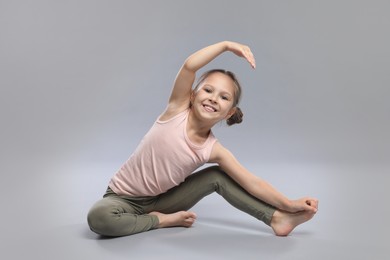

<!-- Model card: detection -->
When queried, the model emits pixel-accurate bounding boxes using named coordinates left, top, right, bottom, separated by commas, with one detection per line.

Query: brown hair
left=193, top=69, right=243, bottom=126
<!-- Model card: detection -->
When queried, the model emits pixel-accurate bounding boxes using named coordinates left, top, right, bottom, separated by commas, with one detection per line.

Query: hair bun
left=227, top=107, right=243, bottom=126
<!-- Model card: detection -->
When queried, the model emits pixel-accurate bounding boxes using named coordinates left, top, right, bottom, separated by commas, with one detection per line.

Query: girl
left=87, top=41, right=318, bottom=237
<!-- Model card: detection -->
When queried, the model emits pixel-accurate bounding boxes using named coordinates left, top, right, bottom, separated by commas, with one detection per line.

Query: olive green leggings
left=87, top=166, right=276, bottom=237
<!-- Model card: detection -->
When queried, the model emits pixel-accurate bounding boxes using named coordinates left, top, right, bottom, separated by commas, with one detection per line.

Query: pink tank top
left=108, top=109, right=217, bottom=196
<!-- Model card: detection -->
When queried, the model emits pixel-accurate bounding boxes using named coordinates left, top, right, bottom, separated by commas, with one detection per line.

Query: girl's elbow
left=182, top=60, right=196, bottom=73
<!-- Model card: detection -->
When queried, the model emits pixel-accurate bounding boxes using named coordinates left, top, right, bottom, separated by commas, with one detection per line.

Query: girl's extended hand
left=289, top=197, right=319, bottom=213
left=226, top=41, right=256, bottom=69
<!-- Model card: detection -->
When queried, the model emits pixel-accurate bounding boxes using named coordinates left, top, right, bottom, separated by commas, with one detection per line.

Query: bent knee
left=87, top=205, right=119, bottom=236
left=203, top=165, right=225, bottom=177
left=201, top=165, right=234, bottom=186
left=205, top=165, right=229, bottom=179
left=87, top=207, right=107, bottom=235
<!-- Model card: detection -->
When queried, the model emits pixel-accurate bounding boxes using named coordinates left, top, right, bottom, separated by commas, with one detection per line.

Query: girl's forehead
left=202, top=73, right=235, bottom=93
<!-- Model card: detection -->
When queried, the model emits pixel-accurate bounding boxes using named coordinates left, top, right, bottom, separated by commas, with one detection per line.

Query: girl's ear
left=226, top=106, right=237, bottom=119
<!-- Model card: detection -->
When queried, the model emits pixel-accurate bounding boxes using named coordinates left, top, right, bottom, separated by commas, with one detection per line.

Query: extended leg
left=150, top=166, right=276, bottom=226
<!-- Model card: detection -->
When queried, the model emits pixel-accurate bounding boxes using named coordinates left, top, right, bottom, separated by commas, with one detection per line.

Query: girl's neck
left=187, top=109, right=213, bottom=144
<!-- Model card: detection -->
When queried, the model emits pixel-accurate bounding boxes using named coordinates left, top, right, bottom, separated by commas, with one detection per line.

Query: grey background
left=1, top=1, right=389, bottom=259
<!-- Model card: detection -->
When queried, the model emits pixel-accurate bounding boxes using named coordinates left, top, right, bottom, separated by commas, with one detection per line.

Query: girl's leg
left=150, top=166, right=276, bottom=226
left=87, top=194, right=159, bottom=237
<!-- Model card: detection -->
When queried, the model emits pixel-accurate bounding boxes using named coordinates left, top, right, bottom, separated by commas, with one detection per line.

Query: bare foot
left=270, top=210, right=316, bottom=236
left=149, top=211, right=197, bottom=229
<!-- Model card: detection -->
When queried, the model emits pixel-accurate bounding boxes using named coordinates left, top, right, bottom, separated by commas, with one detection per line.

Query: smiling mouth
left=203, top=104, right=217, bottom=112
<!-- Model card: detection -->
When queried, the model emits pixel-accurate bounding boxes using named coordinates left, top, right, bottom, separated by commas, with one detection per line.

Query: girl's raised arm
left=160, top=41, right=255, bottom=120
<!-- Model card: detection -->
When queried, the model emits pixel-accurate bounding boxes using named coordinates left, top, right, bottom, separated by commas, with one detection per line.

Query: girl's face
left=191, top=72, right=236, bottom=124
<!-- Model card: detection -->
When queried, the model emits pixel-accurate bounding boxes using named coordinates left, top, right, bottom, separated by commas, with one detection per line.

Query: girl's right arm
left=159, top=41, right=255, bottom=120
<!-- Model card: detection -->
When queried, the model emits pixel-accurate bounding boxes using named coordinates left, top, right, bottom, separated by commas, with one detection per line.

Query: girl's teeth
left=204, top=105, right=215, bottom=112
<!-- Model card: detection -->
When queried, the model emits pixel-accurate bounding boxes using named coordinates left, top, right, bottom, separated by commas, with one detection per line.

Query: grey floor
left=2, top=160, right=389, bottom=260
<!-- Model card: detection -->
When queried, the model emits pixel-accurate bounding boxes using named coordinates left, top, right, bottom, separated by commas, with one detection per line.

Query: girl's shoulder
left=157, top=105, right=189, bottom=122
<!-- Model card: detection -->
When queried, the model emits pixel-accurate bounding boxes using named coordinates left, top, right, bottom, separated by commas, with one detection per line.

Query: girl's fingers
left=243, top=48, right=256, bottom=68
left=230, top=43, right=256, bottom=68
left=250, top=56, right=256, bottom=68
left=306, top=199, right=319, bottom=212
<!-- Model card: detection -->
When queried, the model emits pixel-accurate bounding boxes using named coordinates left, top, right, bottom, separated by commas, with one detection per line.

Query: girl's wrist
left=222, top=41, right=232, bottom=51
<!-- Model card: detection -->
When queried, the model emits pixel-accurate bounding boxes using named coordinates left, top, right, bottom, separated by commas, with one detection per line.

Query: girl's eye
left=221, top=96, right=229, bottom=101
left=204, top=88, right=212, bottom=93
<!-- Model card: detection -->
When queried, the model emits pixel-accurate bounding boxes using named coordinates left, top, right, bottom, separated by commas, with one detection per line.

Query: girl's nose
left=209, top=95, right=218, bottom=103
left=209, top=97, right=217, bottom=104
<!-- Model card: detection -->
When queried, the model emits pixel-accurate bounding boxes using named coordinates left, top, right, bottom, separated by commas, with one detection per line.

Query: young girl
left=87, top=41, right=318, bottom=237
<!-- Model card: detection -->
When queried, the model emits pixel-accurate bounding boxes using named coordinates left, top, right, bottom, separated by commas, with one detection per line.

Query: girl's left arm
left=209, top=142, right=318, bottom=213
